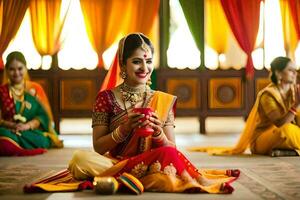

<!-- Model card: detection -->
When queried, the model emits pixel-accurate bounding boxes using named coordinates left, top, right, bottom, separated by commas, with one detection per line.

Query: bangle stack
left=152, top=131, right=166, bottom=146
left=111, top=127, right=127, bottom=143
left=289, top=107, right=297, bottom=115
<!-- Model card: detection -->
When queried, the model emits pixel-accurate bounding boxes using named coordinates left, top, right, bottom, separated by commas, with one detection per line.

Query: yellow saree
left=189, top=83, right=300, bottom=155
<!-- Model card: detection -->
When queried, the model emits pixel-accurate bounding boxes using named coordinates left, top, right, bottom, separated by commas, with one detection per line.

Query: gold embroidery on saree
left=163, top=163, right=177, bottom=176
left=131, top=162, right=148, bottom=178
left=92, top=112, right=109, bottom=127
left=148, top=160, right=162, bottom=174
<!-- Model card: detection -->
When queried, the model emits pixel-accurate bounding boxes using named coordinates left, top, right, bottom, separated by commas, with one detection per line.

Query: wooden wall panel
left=209, top=78, right=242, bottom=109
left=166, top=78, right=199, bottom=109
left=0, top=67, right=271, bottom=134
left=256, top=78, right=270, bottom=95
left=61, top=79, right=96, bottom=110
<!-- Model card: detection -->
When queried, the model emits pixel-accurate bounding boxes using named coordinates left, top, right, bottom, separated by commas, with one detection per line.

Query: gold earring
left=121, top=71, right=127, bottom=79
left=147, top=78, right=152, bottom=86
left=278, top=78, right=281, bottom=84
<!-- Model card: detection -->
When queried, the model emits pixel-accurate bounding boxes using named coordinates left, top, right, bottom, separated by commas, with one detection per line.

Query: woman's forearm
left=93, top=126, right=129, bottom=155
left=93, top=133, right=119, bottom=155
left=275, top=110, right=296, bottom=127
left=0, top=119, right=15, bottom=129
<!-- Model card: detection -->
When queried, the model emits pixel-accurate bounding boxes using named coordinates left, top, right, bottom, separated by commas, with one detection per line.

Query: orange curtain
left=100, top=0, right=160, bottom=91
left=80, top=0, right=130, bottom=68
left=125, top=0, right=160, bottom=42
left=30, top=0, right=68, bottom=58
left=280, top=0, right=298, bottom=59
left=0, top=1, right=3, bottom=37
left=206, top=0, right=230, bottom=55
left=288, top=0, right=300, bottom=40
left=0, top=0, right=29, bottom=69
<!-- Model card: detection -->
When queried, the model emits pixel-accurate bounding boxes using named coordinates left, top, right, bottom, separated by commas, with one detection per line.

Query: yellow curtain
left=280, top=0, right=298, bottom=59
left=30, top=0, right=68, bottom=57
left=80, top=0, right=130, bottom=67
left=205, top=0, right=230, bottom=54
left=0, top=0, right=29, bottom=69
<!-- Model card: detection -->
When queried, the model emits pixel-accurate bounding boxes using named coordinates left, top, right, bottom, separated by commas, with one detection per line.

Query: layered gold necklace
left=9, top=82, right=25, bottom=101
left=119, top=83, right=150, bottom=108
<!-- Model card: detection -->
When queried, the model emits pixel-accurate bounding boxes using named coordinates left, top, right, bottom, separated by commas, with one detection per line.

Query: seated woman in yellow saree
left=0, top=51, right=63, bottom=156
left=190, top=57, right=300, bottom=156
left=24, top=33, right=239, bottom=194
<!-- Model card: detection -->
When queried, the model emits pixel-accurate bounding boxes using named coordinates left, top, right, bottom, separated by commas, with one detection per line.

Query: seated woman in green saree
left=0, top=51, right=63, bottom=156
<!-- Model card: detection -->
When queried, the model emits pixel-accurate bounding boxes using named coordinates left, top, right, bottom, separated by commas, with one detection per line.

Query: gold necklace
left=119, top=83, right=150, bottom=108
left=9, top=83, right=25, bottom=101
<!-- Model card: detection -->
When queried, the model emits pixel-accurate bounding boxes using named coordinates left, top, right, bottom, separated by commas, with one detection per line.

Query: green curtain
left=150, top=69, right=157, bottom=90
left=179, top=0, right=204, bottom=69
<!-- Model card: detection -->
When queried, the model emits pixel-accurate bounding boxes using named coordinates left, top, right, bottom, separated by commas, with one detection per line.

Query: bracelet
left=152, top=131, right=165, bottom=143
left=290, top=106, right=297, bottom=112
left=153, top=130, right=162, bottom=137
left=111, top=127, right=127, bottom=143
left=152, top=133, right=165, bottom=147
left=289, top=107, right=297, bottom=115
left=0, top=119, right=4, bottom=126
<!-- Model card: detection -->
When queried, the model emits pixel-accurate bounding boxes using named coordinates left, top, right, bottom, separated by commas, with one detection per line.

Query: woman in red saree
left=0, top=51, right=63, bottom=156
left=68, top=33, right=239, bottom=193
left=25, top=33, right=239, bottom=194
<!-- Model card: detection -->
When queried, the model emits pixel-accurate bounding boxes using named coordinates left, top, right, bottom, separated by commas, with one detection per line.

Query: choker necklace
left=9, top=82, right=25, bottom=101
left=119, top=83, right=150, bottom=108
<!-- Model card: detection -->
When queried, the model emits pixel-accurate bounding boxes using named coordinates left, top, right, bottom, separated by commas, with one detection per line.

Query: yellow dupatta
left=148, top=91, right=177, bottom=122
left=189, top=83, right=291, bottom=155
left=115, top=91, right=176, bottom=157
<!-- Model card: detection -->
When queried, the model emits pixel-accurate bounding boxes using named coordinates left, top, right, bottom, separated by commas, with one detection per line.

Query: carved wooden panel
left=256, top=78, right=270, bottom=95
left=61, top=79, right=96, bottom=110
left=166, top=78, right=199, bottom=109
left=209, top=78, right=242, bottom=109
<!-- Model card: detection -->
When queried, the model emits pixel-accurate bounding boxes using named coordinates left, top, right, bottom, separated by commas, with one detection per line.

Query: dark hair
left=5, top=51, right=27, bottom=69
left=121, top=33, right=154, bottom=66
left=270, top=56, right=291, bottom=84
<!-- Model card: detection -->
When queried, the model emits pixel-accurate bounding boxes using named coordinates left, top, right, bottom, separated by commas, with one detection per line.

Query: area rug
left=1, top=160, right=300, bottom=200
left=0, top=164, right=60, bottom=195
left=238, top=162, right=300, bottom=200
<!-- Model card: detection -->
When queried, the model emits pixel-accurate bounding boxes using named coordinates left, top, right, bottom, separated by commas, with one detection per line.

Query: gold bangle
left=153, top=130, right=162, bottom=137
left=152, top=131, right=164, bottom=141
left=111, top=127, right=126, bottom=143
left=111, top=131, right=118, bottom=143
